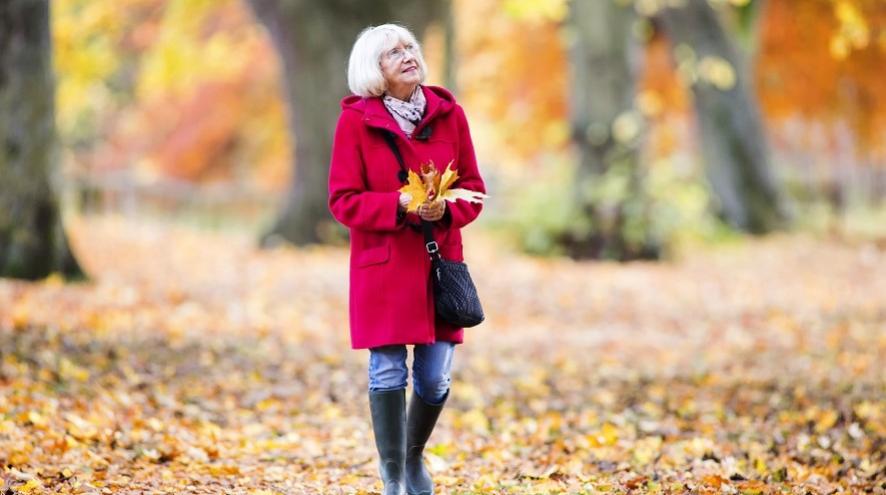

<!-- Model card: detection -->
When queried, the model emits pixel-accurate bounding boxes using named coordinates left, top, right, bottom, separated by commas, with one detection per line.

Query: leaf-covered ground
left=0, top=215, right=883, bottom=494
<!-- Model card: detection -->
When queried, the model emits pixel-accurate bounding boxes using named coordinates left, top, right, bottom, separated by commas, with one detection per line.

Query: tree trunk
left=565, top=0, right=659, bottom=260
left=246, top=0, right=448, bottom=246
left=442, top=3, right=457, bottom=92
left=0, top=0, right=83, bottom=280
left=658, top=0, right=787, bottom=233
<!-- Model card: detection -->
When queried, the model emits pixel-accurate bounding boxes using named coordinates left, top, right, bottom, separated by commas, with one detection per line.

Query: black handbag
left=382, top=131, right=485, bottom=328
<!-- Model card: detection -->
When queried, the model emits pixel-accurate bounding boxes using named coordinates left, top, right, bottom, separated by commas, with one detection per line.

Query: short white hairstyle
left=347, top=23, right=428, bottom=97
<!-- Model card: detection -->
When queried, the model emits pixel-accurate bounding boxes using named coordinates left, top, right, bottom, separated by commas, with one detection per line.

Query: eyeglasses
left=383, top=43, right=419, bottom=63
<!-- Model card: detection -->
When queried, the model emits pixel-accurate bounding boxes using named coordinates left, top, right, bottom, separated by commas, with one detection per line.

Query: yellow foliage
left=698, top=55, right=737, bottom=90
left=455, top=0, right=569, bottom=162
left=52, top=0, right=291, bottom=192
left=833, top=0, right=870, bottom=54
left=503, top=0, right=569, bottom=22
left=136, top=0, right=252, bottom=101
left=17, top=479, right=43, bottom=494
left=27, top=411, right=48, bottom=429
left=587, top=422, right=619, bottom=447
left=0, top=218, right=884, bottom=492
left=53, top=0, right=125, bottom=132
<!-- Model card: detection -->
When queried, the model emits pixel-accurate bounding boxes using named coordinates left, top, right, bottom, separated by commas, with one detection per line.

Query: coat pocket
left=354, top=243, right=391, bottom=268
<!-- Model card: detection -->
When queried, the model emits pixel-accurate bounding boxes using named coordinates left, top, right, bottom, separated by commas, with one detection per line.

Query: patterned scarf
left=383, top=85, right=426, bottom=137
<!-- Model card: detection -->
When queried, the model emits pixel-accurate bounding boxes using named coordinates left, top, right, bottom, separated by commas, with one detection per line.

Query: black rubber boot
left=369, top=388, right=407, bottom=495
left=405, top=389, right=448, bottom=495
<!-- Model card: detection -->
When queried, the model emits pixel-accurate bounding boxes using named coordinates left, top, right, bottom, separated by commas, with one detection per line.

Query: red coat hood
left=340, top=85, right=457, bottom=135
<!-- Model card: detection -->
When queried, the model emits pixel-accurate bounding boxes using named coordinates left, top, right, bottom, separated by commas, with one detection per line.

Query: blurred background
left=1, top=2, right=884, bottom=493
left=5, top=0, right=879, bottom=273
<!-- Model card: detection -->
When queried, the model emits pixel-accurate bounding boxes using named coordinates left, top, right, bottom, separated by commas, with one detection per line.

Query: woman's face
left=379, top=40, right=421, bottom=94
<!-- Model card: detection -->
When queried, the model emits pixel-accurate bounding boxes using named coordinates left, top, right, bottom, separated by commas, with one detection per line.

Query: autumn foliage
left=10, top=3, right=881, bottom=491
left=53, top=0, right=290, bottom=192
left=458, top=0, right=885, bottom=166
left=756, top=0, right=886, bottom=156
left=0, top=216, right=883, bottom=493
left=52, top=0, right=883, bottom=196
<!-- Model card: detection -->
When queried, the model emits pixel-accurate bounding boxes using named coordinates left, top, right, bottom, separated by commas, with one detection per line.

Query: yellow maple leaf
left=398, top=169, right=429, bottom=212
left=436, top=162, right=488, bottom=205
left=437, top=161, right=459, bottom=196
left=17, top=479, right=42, bottom=494
left=27, top=410, right=48, bottom=429
left=399, top=160, right=488, bottom=213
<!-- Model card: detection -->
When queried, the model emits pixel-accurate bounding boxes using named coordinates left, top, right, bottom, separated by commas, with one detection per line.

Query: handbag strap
left=381, top=130, right=410, bottom=185
left=381, top=130, right=441, bottom=260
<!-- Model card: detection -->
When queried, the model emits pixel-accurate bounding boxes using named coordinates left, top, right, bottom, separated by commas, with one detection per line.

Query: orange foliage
left=640, top=33, right=691, bottom=115
left=454, top=0, right=884, bottom=166
left=638, top=33, right=693, bottom=160
left=756, top=0, right=886, bottom=157
left=142, top=81, right=242, bottom=182
left=66, top=0, right=291, bottom=192
left=56, top=0, right=884, bottom=193
left=455, top=0, right=570, bottom=163
left=137, top=1, right=290, bottom=190
left=0, top=216, right=883, bottom=492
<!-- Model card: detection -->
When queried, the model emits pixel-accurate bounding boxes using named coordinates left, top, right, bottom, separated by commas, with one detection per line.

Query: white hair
left=347, top=23, right=428, bottom=97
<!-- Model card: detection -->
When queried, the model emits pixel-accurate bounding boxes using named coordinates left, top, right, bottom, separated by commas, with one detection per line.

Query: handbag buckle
left=425, top=241, right=439, bottom=254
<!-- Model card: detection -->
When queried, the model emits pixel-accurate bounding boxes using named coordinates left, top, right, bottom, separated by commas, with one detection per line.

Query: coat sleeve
left=328, top=110, right=404, bottom=232
left=439, top=104, right=486, bottom=230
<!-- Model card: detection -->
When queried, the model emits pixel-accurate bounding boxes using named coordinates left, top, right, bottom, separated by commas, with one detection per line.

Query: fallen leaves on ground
left=0, top=215, right=883, bottom=494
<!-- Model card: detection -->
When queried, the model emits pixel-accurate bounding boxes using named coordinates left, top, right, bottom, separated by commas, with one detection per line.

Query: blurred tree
left=656, top=0, right=788, bottom=233
left=53, top=0, right=292, bottom=199
left=246, top=0, right=449, bottom=246
left=0, top=0, right=83, bottom=279
left=565, top=0, right=661, bottom=259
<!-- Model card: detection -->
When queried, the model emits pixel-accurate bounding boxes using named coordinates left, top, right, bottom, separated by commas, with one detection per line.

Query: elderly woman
left=327, top=23, right=485, bottom=495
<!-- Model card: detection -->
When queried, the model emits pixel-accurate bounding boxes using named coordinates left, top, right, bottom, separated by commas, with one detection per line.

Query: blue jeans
left=368, top=342, right=455, bottom=405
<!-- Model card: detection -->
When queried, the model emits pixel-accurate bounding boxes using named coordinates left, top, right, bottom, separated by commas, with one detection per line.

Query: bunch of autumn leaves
left=398, top=160, right=488, bottom=213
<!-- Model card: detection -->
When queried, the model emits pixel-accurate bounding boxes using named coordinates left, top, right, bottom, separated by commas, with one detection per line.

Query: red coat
left=327, top=85, right=486, bottom=349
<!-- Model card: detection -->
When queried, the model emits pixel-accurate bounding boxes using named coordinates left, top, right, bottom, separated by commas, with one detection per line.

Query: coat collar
left=341, top=85, right=456, bottom=142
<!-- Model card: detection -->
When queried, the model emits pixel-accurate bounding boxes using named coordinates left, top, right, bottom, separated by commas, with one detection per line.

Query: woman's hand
left=398, top=192, right=412, bottom=212
left=418, top=200, right=446, bottom=222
